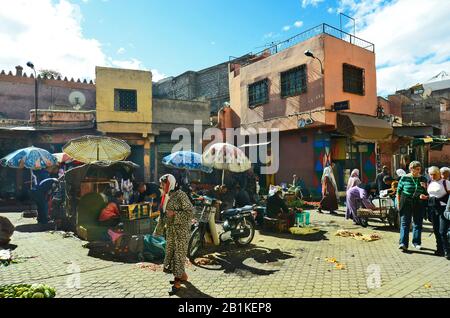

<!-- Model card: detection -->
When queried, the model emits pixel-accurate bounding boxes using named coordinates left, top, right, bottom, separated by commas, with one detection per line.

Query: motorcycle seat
left=222, top=205, right=254, bottom=217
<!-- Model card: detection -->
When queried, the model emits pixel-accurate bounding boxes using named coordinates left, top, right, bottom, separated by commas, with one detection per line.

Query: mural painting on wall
left=331, top=138, right=347, bottom=191
left=313, top=136, right=331, bottom=196
left=361, top=144, right=376, bottom=184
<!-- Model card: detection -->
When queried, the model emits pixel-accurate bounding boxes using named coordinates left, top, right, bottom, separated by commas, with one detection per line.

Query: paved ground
left=1, top=209, right=450, bottom=298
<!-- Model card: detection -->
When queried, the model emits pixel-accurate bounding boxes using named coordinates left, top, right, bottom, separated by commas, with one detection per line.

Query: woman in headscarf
left=154, top=174, right=194, bottom=293
left=318, top=166, right=339, bottom=215
left=347, top=169, right=361, bottom=191
left=345, top=182, right=378, bottom=227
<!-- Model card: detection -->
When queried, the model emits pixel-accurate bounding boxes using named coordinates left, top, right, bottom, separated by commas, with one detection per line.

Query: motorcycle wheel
left=187, top=227, right=203, bottom=260
left=233, top=217, right=256, bottom=246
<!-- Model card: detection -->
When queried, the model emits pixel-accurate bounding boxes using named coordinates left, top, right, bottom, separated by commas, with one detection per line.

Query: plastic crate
left=120, top=204, right=151, bottom=221
left=123, top=218, right=156, bottom=235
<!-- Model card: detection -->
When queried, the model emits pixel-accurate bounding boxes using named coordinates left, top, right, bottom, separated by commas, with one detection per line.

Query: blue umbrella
left=0, top=146, right=57, bottom=170
left=162, top=151, right=213, bottom=173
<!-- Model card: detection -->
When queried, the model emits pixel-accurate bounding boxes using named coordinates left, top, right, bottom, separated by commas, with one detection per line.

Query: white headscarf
left=396, top=169, right=406, bottom=178
left=347, top=169, right=361, bottom=190
left=322, top=166, right=339, bottom=199
left=160, top=174, right=177, bottom=213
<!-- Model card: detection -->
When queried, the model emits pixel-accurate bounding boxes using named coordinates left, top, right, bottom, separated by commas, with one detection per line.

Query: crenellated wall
left=0, top=66, right=96, bottom=120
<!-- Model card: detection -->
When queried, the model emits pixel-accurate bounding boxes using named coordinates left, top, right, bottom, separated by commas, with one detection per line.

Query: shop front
left=334, top=113, right=393, bottom=190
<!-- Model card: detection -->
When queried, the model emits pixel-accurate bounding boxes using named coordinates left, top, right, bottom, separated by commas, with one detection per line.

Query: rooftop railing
left=232, top=23, right=375, bottom=67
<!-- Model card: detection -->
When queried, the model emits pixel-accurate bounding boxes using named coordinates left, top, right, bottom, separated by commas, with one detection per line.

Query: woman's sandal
left=170, top=273, right=188, bottom=285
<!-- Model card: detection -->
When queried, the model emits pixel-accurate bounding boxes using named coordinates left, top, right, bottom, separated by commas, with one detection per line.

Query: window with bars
left=248, top=79, right=269, bottom=108
left=343, top=64, right=365, bottom=95
left=280, top=65, right=307, bottom=98
left=114, top=89, right=137, bottom=112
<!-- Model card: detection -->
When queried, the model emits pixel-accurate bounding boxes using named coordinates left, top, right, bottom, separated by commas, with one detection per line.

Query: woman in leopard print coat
left=155, top=174, right=194, bottom=292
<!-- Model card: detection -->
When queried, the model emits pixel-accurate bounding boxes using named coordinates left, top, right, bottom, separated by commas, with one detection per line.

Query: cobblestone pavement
left=1, top=210, right=450, bottom=298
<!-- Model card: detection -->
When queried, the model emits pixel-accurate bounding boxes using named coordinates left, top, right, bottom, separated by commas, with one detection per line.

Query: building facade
left=227, top=24, right=391, bottom=196
left=95, top=66, right=154, bottom=182
left=153, top=57, right=252, bottom=116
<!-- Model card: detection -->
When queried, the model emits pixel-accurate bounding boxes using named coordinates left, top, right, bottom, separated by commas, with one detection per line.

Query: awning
left=412, top=137, right=450, bottom=146
left=337, top=113, right=393, bottom=142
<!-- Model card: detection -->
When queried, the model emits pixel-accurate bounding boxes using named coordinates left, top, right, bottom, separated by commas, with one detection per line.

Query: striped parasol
left=62, top=135, right=131, bottom=163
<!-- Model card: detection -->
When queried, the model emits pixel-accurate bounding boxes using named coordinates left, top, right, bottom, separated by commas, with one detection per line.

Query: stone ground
left=1, top=209, right=450, bottom=298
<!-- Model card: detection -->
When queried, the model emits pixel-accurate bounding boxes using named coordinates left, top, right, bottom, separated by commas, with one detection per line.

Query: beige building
left=95, top=66, right=154, bottom=182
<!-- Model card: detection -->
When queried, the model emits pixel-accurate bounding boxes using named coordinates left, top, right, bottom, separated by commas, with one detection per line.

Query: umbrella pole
left=222, top=170, right=225, bottom=186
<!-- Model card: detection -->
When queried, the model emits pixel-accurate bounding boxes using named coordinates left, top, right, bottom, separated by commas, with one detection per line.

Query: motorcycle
left=188, top=196, right=256, bottom=259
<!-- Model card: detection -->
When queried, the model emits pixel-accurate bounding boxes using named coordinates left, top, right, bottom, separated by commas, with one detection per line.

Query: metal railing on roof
left=231, top=23, right=375, bottom=67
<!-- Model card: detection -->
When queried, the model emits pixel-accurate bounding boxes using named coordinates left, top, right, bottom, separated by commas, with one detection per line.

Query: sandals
left=170, top=273, right=188, bottom=285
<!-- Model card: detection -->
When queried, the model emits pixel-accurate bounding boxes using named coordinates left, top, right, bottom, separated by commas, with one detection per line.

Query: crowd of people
left=318, top=161, right=450, bottom=260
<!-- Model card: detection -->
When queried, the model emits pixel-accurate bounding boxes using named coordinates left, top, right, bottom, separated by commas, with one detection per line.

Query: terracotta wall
left=229, top=35, right=325, bottom=132
left=229, top=34, right=378, bottom=132
left=323, top=35, right=377, bottom=126
left=276, top=129, right=315, bottom=187
left=0, top=70, right=95, bottom=120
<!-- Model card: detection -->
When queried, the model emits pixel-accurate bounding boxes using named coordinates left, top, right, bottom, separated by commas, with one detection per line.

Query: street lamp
left=304, top=50, right=324, bottom=75
left=26, top=61, right=38, bottom=128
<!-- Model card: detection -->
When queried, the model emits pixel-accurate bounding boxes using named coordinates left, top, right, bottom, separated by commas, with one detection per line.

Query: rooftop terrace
left=232, top=23, right=375, bottom=67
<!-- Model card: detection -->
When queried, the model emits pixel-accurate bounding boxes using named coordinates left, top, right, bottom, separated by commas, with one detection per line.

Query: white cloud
left=282, top=25, right=291, bottom=32
left=294, top=21, right=303, bottom=28
left=337, top=0, right=450, bottom=96
left=301, top=0, right=324, bottom=8
left=0, top=0, right=166, bottom=81
left=327, top=7, right=334, bottom=14
left=117, top=47, right=126, bottom=55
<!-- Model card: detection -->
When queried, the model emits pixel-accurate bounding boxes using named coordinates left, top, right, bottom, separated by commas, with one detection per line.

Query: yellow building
left=95, top=66, right=154, bottom=182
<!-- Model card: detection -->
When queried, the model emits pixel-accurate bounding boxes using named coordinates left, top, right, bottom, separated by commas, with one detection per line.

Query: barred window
left=114, top=89, right=137, bottom=112
left=248, top=79, right=269, bottom=108
left=343, top=64, right=365, bottom=95
left=281, top=65, right=307, bottom=98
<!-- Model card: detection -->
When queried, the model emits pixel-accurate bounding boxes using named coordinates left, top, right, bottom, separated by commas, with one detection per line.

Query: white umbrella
left=202, top=143, right=252, bottom=185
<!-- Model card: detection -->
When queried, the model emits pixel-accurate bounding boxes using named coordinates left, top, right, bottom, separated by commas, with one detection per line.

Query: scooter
left=188, top=196, right=256, bottom=259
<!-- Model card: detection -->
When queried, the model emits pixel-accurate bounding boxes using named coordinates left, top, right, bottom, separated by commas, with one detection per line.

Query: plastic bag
left=143, top=235, right=166, bottom=261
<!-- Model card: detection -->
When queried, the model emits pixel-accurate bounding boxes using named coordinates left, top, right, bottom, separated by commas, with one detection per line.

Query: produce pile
left=0, top=283, right=56, bottom=298
left=335, top=230, right=382, bottom=242
left=325, top=257, right=346, bottom=270
left=289, top=227, right=320, bottom=235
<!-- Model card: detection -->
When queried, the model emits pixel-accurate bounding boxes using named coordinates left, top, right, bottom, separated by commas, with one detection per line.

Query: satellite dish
left=69, top=91, right=86, bottom=110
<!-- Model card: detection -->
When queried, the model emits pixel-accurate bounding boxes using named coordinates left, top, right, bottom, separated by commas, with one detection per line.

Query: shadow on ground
left=83, top=241, right=164, bottom=265
left=174, top=282, right=214, bottom=298
left=258, top=227, right=329, bottom=242
left=15, top=223, right=57, bottom=233
left=192, top=244, right=295, bottom=277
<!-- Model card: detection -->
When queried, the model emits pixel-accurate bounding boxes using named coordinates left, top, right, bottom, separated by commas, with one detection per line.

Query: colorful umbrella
left=0, top=146, right=57, bottom=170
left=202, top=143, right=252, bottom=184
left=53, top=153, right=74, bottom=164
left=162, top=151, right=213, bottom=173
left=62, top=135, right=131, bottom=163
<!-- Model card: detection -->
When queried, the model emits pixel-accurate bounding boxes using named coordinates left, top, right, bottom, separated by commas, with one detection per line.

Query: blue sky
left=0, top=0, right=449, bottom=95
left=78, top=0, right=347, bottom=77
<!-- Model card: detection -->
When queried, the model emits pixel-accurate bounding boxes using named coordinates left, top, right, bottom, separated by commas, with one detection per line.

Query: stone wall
left=0, top=66, right=96, bottom=120
left=153, top=63, right=230, bottom=114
